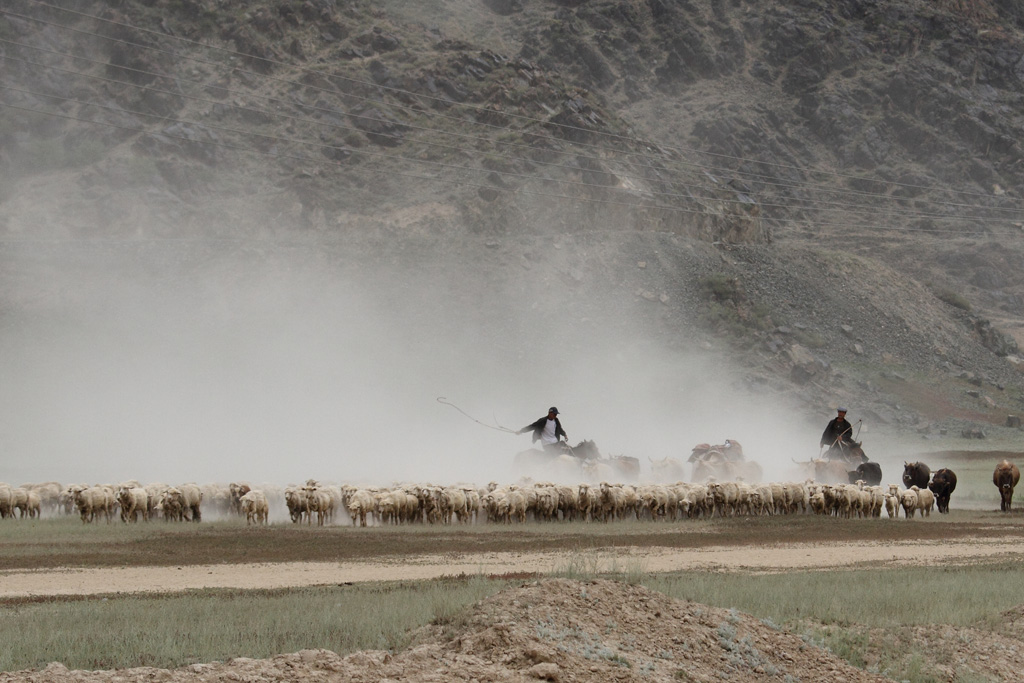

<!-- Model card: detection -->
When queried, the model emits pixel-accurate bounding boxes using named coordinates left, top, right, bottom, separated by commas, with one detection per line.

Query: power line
left=7, top=1, right=1020, bottom=210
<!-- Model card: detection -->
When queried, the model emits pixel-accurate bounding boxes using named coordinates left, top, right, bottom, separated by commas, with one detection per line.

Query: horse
left=824, top=442, right=868, bottom=465
left=512, top=440, right=604, bottom=482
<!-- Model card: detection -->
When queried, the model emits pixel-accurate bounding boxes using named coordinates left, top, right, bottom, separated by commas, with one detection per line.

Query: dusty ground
left=3, top=535, right=1024, bottom=598
left=3, top=535, right=1024, bottom=682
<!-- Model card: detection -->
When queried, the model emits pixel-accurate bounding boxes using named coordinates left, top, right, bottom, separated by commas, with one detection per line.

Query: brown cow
left=993, top=460, right=1020, bottom=512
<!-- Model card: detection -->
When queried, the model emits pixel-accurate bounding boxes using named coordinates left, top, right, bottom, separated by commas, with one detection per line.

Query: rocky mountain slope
left=4, top=0, right=1024, bottom=450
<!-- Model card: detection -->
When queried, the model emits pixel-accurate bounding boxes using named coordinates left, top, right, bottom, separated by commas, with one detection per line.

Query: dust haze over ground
left=6, top=0, right=1024, bottom=491
left=0, top=229, right=819, bottom=488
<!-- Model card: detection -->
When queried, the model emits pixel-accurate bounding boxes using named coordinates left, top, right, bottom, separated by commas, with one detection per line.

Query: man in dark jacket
left=518, top=407, right=568, bottom=454
left=820, top=407, right=860, bottom=459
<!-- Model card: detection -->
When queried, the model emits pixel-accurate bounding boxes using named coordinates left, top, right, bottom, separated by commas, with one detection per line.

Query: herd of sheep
left=0, top=476, right=961, bottom=526
left=0, top=481, right=264, bottom=524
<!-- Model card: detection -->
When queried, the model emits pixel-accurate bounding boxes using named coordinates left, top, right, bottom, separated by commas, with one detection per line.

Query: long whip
left=436, top=397, right=518, bottom=434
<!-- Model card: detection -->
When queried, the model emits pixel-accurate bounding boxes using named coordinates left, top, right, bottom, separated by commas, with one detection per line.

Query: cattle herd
left=0, top=459, right=1018, bottom=526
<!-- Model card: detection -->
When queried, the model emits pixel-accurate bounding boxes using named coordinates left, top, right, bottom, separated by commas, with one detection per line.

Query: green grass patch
left=1, top=556, right=1023, bottom=674
left=644, top=563, right=1023, bottom=682
left=552, top=552, right=649, bottom=584
left=0, top=577, right=505, bottom=672
left=643, top=563, right=1021, bottom=628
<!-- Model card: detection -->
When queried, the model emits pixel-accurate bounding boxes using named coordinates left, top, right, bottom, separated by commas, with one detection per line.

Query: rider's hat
left=837, top=406, right=847, bottom=413
left=548, top=407, right=559, bottom=415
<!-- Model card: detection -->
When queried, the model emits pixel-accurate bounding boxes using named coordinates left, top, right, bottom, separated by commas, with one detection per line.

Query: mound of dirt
left=7, top=578, right=893, bottom=682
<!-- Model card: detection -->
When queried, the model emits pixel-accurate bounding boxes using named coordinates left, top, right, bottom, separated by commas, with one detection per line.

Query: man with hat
left=518, top=407, right=568, bottom=454
left=820, top=407, right=860, bottom=460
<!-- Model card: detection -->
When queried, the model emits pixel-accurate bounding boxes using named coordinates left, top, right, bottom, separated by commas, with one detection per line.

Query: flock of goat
left=0, top=457, right=1018, bottom=526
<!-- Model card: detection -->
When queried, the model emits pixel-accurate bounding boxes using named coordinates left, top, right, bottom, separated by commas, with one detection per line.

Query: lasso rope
left=436, top=397, right=518, bottom=434
left=824, top=419, right=865, bottom=460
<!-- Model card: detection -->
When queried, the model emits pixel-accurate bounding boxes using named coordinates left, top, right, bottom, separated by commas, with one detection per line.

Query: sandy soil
left=5, top=535, right=1023, bottom=598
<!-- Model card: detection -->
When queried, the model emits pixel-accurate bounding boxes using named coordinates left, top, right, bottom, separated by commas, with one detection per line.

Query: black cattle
left=848, top=461, right=882, bottom=486
left=928, top=468, right=957, bottom=514
left=902, top=461, right=930, bottom=489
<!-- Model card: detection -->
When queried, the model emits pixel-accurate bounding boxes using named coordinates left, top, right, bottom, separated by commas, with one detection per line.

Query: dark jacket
left=519, top=416, right=567, bottom=444
left=820, top=417, right=856, bottom=448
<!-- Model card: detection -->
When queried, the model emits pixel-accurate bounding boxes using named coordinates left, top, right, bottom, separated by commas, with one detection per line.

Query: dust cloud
left=0, top=239, right=819, bottom=490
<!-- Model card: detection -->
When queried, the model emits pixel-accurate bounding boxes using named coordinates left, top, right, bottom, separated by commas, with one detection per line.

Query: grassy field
left=1, top=560, right=1021, bottom=678
left=2, top=450, right=1022, bottom=678
left=0, top=578, right=504, bottom=671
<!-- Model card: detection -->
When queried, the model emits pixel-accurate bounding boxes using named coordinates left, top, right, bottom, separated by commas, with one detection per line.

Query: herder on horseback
left=518, top=407, right=568, bottom=455
left=819, top=406, right=866, bottom=464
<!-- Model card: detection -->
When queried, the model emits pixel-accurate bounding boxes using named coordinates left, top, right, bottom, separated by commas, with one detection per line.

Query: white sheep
left=11, top=487, right=31, bottom=519
left=599, top=482, right=627, bottom=521
left=160, top=488, right=185, bottom=522
left=809, top=491, right=827, bottom=515
left=900, top=488, right=919, bottom=519
left=913, top=485, right=934, bottom=517
left=345, top=488, right=377, bottom=527
left=117, top=487, right=149, bottom=523
left=15, top=489, right=42, bottom=519
left=239, top=489, right=269, bottom=525
left=284, top=486, right=307, bottom=523
left=304, top=486, right=333, bottom=526
left=74, top=486, right=109, bottom=523
left=577, top=483, right=599, bottom=522
left=178, top=483, right=203, bottom=522
left=25, top=482, right=62, bottom=515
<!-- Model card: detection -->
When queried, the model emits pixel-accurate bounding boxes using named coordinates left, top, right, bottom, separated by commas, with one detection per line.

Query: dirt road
left=6, top=535, right=1023, bottom=598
